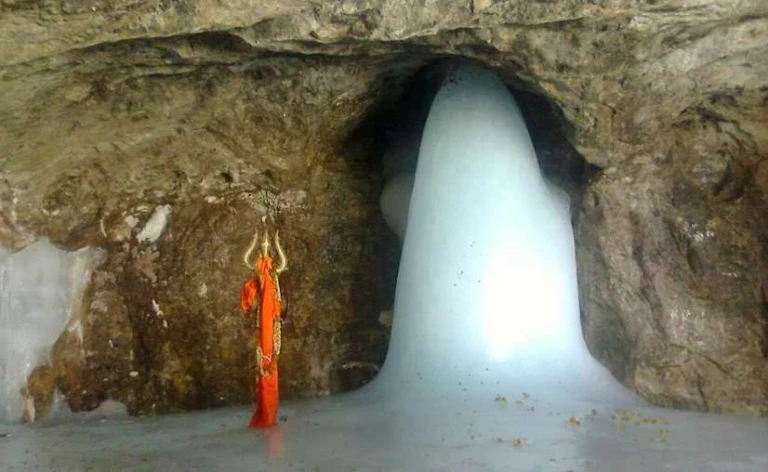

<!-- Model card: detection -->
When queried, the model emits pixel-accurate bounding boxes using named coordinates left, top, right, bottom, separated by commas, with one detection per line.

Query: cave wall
left=1, top=48, right=407, bottom=416
left=577, top=115, right=768, bottom=414
left=1, top=0, right=767, bottom=416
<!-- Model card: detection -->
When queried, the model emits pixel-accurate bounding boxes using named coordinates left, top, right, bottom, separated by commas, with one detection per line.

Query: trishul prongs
left=243, top=228, right=260, bottom=270
left=273, top=230, right=287, bottom=274
left=260, top=228, right=270, bottom=260
left=242, top=225, right=288, bottom=275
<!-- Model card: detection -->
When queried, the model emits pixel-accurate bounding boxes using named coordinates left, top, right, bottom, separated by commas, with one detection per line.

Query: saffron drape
left=240, top=255, right=281, bottom=428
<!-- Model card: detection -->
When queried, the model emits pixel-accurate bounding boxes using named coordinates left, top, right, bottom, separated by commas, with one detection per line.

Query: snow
left=0, top=65, right=766, bottom=470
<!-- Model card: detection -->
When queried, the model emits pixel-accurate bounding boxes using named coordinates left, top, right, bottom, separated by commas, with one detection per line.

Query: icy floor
left=2, top=63, right=767, bottom=472
left=1, top=388, right=767, bottom=472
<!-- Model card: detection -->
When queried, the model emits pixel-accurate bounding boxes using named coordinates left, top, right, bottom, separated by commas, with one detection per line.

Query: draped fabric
left=240, top=255, right=281, bottom=428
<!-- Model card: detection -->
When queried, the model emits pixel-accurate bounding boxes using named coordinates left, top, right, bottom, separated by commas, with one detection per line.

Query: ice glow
left=376, top=64, right=625, bottom=396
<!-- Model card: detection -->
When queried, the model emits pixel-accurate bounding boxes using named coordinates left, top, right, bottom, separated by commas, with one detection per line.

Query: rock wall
left=1, top=0, right=766, bottom=415
left=1, top=49, right=407, bottom=416
left=577, top=113, right=768, bottom=414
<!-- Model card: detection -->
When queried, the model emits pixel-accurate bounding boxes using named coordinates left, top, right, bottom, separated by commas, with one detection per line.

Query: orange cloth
left=240, top=277, right=258, bottom=314
left=240, top=255, right=282, bottom=428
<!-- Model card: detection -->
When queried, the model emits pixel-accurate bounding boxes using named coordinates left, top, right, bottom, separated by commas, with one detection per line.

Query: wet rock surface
left=0, top=1, right=766, bottom=415
left=577, top=118, right=768, bottom=414
left=1, top=52, right=406, bottom=416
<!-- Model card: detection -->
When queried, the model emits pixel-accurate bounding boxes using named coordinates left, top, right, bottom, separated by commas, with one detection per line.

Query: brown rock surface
left=1, top=1, right=766, bottom=415
left=1, top=52, right=406, bottom=415
left=577, top=117, right=768, bottom=414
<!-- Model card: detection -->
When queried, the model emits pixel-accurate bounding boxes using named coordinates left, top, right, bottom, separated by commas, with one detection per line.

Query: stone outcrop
left=1, top=1, right=766, bottom=416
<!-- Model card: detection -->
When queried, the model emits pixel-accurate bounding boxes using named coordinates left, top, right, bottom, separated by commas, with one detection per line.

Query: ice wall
left=375, top=64, right=635, bottom=405
left=0, top=239, right=102, bottom=423
left=380, top=173, right=415, bottom=241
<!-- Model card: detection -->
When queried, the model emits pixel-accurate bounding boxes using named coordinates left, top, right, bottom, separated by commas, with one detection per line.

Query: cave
left=1, top=2, right=768, bottom=471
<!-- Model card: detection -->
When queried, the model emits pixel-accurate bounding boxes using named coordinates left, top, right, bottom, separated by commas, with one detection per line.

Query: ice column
left=376, top=64, right=631, bottom=403
left=380, top=173, right=415, bottom=241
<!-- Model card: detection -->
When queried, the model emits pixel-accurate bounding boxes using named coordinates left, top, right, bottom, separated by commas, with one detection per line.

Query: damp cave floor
left=1, top=388, right=767, bottom=472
